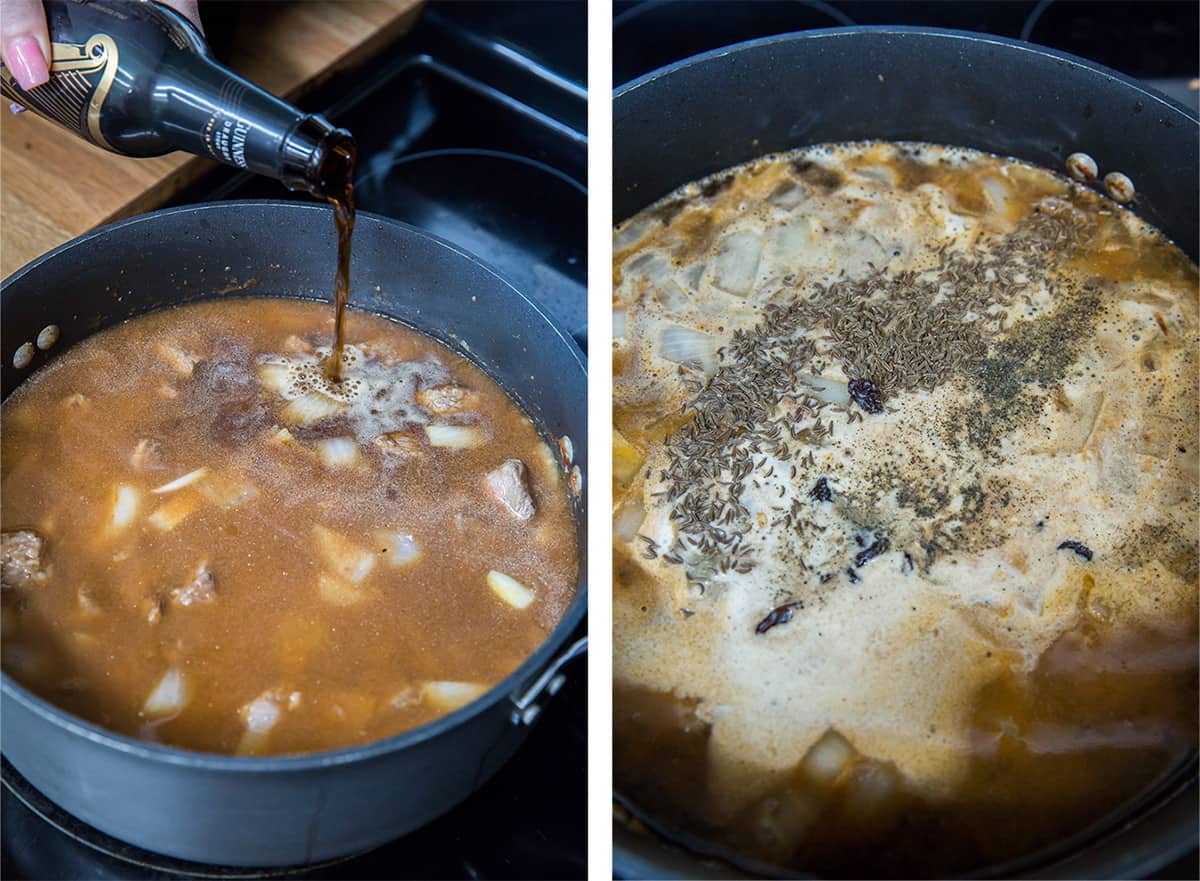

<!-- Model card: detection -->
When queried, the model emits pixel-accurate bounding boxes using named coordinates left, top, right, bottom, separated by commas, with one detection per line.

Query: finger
left=0, top=0, right=51, bottom=89
left=166, top=0, right=205, bottom=35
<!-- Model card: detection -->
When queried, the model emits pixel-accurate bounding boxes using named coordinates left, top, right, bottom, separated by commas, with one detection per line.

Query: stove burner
left=356, top=148, right=587, bottom=343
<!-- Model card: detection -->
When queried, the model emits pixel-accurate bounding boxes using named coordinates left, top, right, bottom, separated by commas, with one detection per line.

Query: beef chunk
left=1, top=530, right=47, bottom=590
left=130, top=437, right=165, bottom=471
left=373, top=431, right=424, bottom=459
left=191, top=353, right=272, bottom=445
left=486, top=459, right=535, bottom=521
left=416, top=385, right=476, bottom=414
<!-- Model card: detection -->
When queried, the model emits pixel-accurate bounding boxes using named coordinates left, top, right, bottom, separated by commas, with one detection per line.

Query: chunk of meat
left=281, top=334, right=314, bottom=354
left=373, top=431, right=424, bottom=459
left=154, top=341, right=201, bottom=376
left=190, top=353, right=273, bottom=444
left=417, top=384, right=477, bottom=414
left=485, top=459, right=536, bottom=520
left=1, top=530, right=47, bottom=590
left=130, top=438, right=165, bottom=471
left=171, top=563, right=217, bottom=607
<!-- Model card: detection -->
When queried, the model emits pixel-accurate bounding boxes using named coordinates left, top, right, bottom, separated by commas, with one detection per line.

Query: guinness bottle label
left=0, top=34, right=119, bottom=149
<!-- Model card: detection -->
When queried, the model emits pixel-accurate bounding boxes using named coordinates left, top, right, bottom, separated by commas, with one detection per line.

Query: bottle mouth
left=279, top=115, right=356, bottom=200
left=314, top=131, right=357, bottom=203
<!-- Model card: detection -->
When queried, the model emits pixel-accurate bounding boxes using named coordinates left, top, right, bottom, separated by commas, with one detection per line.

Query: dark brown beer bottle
left=0, top=0, right=354, bottom=198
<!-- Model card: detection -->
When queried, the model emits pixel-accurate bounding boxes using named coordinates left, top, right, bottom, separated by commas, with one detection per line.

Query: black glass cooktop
left=613, top=0, right=1199, bottom=113
left=1, top=2, right=587, bottom=879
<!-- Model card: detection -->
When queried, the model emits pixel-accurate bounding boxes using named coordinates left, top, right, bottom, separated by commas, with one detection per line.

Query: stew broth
left=612, top=142, right=1198, bottom=877
left=2, top=298, right=577, bottom=755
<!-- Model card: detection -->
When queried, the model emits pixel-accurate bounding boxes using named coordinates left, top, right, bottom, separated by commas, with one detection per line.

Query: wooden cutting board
left=0, top=0, right=423, bottom=277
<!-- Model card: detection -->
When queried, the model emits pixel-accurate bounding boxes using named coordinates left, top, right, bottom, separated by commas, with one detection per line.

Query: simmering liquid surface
left=612, top=142, right=1198, bottom=877
left=2, top=298, right=577, bottom=755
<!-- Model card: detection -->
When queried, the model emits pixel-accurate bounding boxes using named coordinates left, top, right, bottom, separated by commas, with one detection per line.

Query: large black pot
left=0, top=201, right=588, bottom=866
left=613, top=26, right=1198, bottom=879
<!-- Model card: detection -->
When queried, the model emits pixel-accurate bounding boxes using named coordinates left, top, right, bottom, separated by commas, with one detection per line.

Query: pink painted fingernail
left=6, top=37, right=49, bottom=90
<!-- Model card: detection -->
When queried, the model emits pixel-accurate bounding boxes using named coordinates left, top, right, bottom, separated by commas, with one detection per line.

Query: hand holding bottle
left=1, top=0, right=201, bottom=92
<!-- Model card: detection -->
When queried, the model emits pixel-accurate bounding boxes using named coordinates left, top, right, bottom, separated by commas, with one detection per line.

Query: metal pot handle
left=510, top=635, right=587, bottom=726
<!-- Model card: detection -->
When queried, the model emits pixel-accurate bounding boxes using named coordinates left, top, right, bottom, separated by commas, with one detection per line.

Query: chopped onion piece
left=613, top=428, right=644, bottom=484
left=256, top=362, right=291, bottom=393
left=237, top=731, right=268, bottom=756
left=772, top=221, right=815, bottom=261
left=148, top=493, right=202, bottom=532
left=423, top=680, right=488, bottom=712
left=613, top=499, right=646, bottom=542
left=129, top=438, right=163, bottom=471
left=313, top=526, right=375, bottom=584
left=241, top=693, right=282, bottom=734
left=390, top=686, right=419, bottom=710
left=743, top=789, right=822, bottom=861
left=487, top=570, right=535, bottom=609
left=376, top=531, right=421, bottom=567
left=614, top=215, right=654, bottom=251
left=282, top=335, right=314, bottom=354
left=841, top=761, right=900, bottom=821
left=201, top=472, right=258, bottom=508
left=282, top=391, right=347, bottom=426
left=653, top=280, right=690, bottom=313
left=612, top=308, right=627, bottom=338
left=660, top=325, right=717, bottom=375
left=318, top=572, right=365, bottom=607
left=712, top=231, right=763, bottom=297
left=152, top=467, right=209, bottom=494
left=425, top=424, right=484, bottom=449
left=801, top=728, right=856, bottom=786
left=981, top=176, right=1011, bottom=215
left=316, top=437, right=360, bottom=469
left=111, top=484, right=140, bottom=530
left=768, top=182, right=806, bottom=210
left=143, top=668, right=186, bottom=716
left=266, top=427, right=300, bottom=448
left=624, top=251, right=672, bottom=284
left=679, top=262, right=706, bottom=293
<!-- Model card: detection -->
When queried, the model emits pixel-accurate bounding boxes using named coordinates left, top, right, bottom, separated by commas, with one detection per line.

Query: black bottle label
left=0, top=34, right=120, bottom=149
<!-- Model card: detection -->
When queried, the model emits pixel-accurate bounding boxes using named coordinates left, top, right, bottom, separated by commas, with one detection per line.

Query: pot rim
left=615, top=25, right=1200, bottom=127
left=0, top=199, right=588, bottom=772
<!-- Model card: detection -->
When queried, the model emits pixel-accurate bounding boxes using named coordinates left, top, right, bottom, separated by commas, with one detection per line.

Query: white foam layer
left=613, top=141, right=1200, bottom=804
left=258, top=344, right=453, bottom=444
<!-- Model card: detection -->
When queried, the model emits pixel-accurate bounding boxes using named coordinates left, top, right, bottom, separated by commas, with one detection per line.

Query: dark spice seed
left=848, top=378, right=884, bottom=414
left=1057, top=540, right=1094, bottom=561
left=855, top=536, right=891, bottom=568
left=810, top=477, right=832, bottom=502
left=846, top=567, right=862, bottom=584
left=755, top=600, right=804, bottom=634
